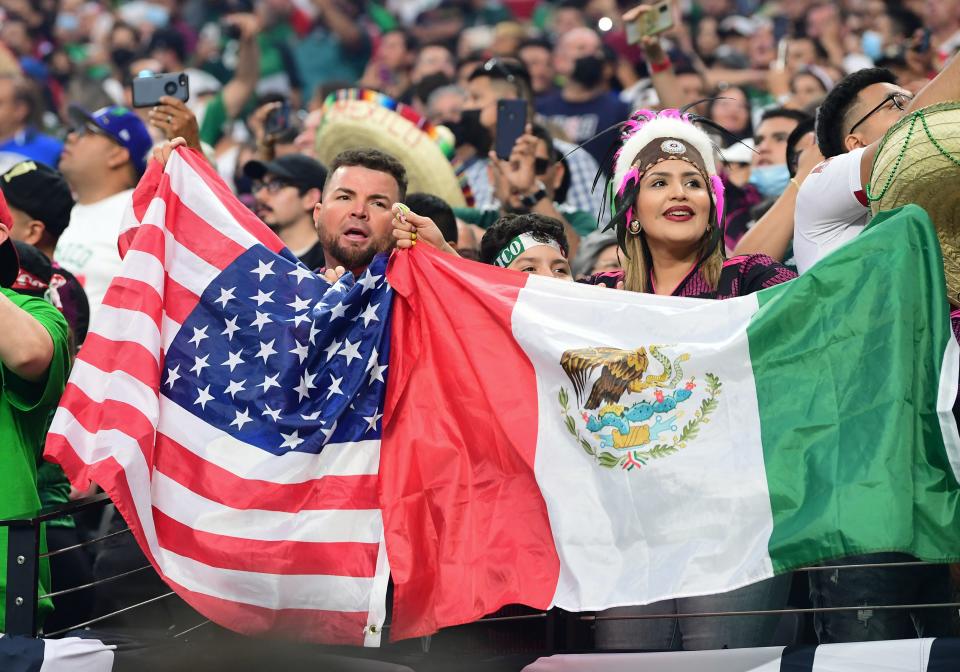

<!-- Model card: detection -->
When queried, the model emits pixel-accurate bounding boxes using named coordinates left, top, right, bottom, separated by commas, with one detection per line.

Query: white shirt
left=793, top=148, right=869, bottom=274
left=54, top=189, right=134, bottom=321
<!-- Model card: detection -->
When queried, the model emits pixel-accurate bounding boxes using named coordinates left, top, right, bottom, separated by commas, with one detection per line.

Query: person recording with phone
left=455, top=57, right=603, bottom=223
left=455, top=123, right=589, bottom=259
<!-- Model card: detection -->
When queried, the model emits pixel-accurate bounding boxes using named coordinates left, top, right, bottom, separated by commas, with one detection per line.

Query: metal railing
left=3, top=493, right=958, bottom=651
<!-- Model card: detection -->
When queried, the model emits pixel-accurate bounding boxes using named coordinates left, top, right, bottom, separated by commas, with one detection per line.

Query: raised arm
left=313, top=0, right=364, bottom=51
left=221, top=13, right=262, bottom=121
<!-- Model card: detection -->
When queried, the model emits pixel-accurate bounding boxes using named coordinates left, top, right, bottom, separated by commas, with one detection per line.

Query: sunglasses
left=253, top=179, right=296, bottom=194
left=72, top=123, right=118, bottom=143
left=535, top=157, right=552, bottom=174
left=847, top=92, right=912, bottom=136
left=481, top=58, right=518, bottom=85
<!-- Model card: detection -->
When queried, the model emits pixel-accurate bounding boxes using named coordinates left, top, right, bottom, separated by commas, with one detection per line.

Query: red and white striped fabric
left=45, top=148, right=390, bottom=646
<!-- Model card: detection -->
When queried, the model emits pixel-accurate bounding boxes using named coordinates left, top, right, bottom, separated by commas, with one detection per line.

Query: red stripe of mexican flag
left=382, top=247, right=558, bottom=640
left=381, top=204, right=960, bottom=641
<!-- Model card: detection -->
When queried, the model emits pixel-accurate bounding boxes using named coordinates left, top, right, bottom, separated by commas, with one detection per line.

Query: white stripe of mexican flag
left=516, top=276, right=772, bottom=610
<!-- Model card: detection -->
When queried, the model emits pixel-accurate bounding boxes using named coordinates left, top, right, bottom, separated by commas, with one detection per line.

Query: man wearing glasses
left=793, top=62, right=948, bottom=273
left=53, top=105, right=152, bottom=319
left=243, top=154, right=328, bottom=271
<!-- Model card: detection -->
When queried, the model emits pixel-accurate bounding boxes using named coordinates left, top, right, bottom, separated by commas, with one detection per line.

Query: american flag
left=45, top=148, right=392, bottom=646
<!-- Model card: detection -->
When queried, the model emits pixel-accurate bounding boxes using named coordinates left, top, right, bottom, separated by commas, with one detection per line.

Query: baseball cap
left=0, top=161, right=75, bottom=238
left=68, top=104, right=153, bottom=175
left=0, top=188, right=19, bottom=289
left=243, top=154, right=328, bottom=193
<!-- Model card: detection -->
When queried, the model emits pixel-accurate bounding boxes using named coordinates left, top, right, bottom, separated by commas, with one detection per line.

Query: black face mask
left=571, top=54, right=606, bottom=89
left=110, top=47, right=137, bottom=71
left=452, top=109, right=492, bottom=155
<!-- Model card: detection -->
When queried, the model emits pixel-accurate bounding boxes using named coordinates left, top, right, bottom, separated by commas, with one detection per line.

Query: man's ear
left=313, top=201, right=323, bottom=230
left=24, top=219, right=46, bottom=246
left=551, top=160, right=565, bottom=193
left=843, top=132, right=866, bottom=153
left=302, top=187, right=321, bottom=214
left=107, top=145, right=132, bottom=171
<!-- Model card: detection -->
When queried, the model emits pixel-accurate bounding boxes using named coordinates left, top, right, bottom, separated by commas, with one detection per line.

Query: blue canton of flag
left=162, top=249, right=392, bottom=456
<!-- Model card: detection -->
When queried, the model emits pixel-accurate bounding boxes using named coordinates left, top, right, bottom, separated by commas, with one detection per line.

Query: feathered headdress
left=603, top=108, right=726, bottom=254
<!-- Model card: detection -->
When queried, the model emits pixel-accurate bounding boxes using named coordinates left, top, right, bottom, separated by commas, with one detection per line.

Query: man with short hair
left=244, top=154, right=328, bottom=270
left=518, top=38, right=556, bottom=97
left=794, top=60, right=960, bottom=273
left=750, top=108, right=810, bottom=201
left=404, top=193, right=458, bottom=247
left=313, top=148, right=407, bottom=275
left=411, top=44, right=457, bottom=85
left=536, top=27, right=629, bottom=168
left=53, top=105, right=152, bottom=318
left=0, top=74, right=63, bottom=171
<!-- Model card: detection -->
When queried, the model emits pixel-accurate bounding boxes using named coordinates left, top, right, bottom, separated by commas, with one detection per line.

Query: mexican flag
left=380, top=204, right=960, bottom=641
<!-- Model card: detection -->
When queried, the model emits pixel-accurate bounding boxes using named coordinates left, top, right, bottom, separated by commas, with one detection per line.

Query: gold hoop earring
left=627, top=220, right=642, bottom=235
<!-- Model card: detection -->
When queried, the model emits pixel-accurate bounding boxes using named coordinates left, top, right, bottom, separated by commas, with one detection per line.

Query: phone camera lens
left=164, top=82, right=177, bottom=95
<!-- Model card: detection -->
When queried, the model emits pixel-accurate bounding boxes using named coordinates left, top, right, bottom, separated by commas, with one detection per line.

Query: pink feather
left=617, top=166, right=640, bottom=198
left=710, top=174, right=726, bottom=228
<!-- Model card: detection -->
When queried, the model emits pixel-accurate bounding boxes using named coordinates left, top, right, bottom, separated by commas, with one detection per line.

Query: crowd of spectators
left=2, top=0, right=960, bottom=657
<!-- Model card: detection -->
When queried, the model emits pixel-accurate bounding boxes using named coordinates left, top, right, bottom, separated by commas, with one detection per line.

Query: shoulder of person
left=723, top=254, right=797, bottom=291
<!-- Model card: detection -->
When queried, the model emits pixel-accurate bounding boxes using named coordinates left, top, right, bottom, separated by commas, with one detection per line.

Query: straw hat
left=870, top=102, right=960, bottom=305
left=314, top=89, right=468, bottom=208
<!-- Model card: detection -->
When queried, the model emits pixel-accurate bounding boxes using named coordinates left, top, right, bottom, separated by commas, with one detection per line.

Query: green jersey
left=0, top=288, right=70, bottom=631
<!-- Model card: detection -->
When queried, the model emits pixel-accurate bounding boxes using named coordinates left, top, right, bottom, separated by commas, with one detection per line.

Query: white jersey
left=793, top=147, right=869, bottom=274
left=54, top=189, right=133, bottom=321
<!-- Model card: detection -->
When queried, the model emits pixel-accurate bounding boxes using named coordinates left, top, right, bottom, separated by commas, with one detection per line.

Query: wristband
left=520, top=181, right=548, bottom=209
left=650, top=57, right=672, bottom=74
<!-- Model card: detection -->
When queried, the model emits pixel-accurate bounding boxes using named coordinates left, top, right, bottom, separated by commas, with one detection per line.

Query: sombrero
left=314, top=89, right=468, bottom=208
left=870, top=101, right=960, bottom=305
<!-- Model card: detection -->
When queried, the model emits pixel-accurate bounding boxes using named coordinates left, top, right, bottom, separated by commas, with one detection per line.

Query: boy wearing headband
left=479, top=214, right=573, bottom=281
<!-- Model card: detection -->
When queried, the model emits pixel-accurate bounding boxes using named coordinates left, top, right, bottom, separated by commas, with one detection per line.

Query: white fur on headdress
left=612, top=112, right=718, bottom=192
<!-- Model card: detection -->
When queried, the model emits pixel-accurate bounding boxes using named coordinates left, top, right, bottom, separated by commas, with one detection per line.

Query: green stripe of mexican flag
left=382, top=204, right=960, bottom=637
left=754, top=205, right=960, bottom=573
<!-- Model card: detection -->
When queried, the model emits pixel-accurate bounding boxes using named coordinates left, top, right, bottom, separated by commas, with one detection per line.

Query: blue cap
left=68, top=105, right=153, bottom=175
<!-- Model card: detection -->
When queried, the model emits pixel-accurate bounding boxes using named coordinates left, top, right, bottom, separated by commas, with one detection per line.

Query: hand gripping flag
left=45, top=148, right=392, bottom=646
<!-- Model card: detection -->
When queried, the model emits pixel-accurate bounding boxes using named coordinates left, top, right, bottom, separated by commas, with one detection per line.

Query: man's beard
left=319, top=228, right=394, bottom=272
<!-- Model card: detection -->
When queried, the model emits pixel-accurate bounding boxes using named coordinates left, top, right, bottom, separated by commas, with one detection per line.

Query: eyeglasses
left=535, top=157, right=551, bottom=174
left=847, top=92, right=912, bottom=136
left=253, top=179, right=296, bottom=194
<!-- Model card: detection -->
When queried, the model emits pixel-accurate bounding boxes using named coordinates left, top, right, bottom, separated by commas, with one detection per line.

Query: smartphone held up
left=132, top=72, right=190, bottom=108
left=495, top=99, right=527, bottom=161
left=626, top=0, right=675, bottom=45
